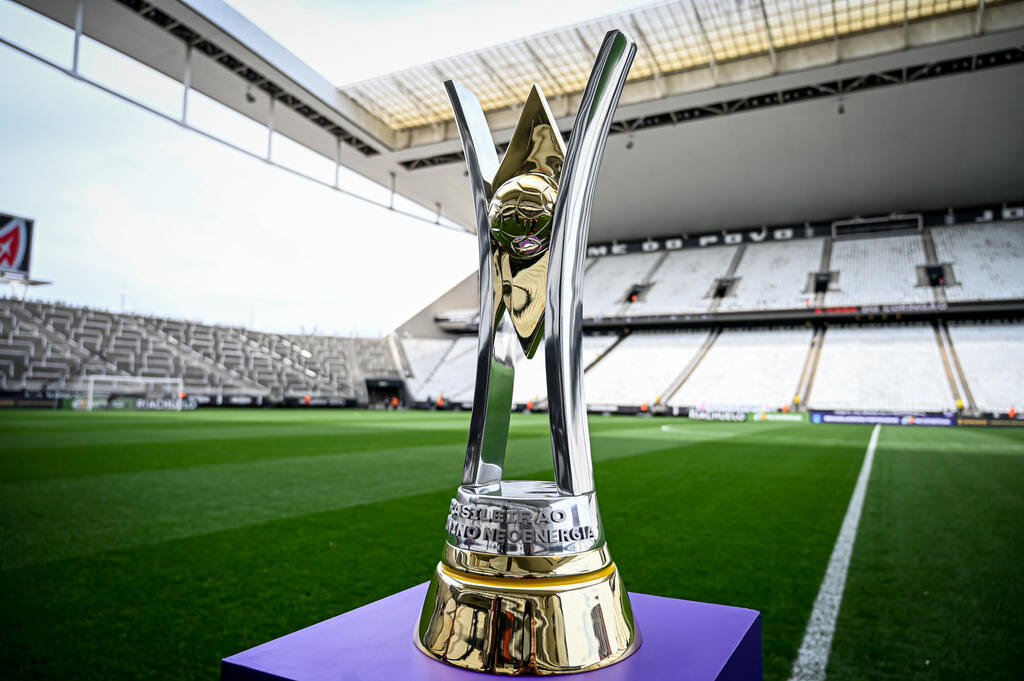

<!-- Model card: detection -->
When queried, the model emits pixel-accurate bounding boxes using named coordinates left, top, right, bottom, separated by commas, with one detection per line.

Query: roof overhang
left=388, top=20, right=1024, bottom=240
left=9, top=0, right=1024, bottom=240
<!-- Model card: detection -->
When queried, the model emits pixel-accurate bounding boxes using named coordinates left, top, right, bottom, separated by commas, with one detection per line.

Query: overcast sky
left=0, top=0, right=652, bottom=336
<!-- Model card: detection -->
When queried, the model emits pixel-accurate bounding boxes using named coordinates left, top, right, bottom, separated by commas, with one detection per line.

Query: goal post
left=84, top=375, right=185, bottom=412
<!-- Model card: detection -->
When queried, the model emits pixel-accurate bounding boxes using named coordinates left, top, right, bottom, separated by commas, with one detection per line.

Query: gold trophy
left=415, top=30, right=639, bottom=675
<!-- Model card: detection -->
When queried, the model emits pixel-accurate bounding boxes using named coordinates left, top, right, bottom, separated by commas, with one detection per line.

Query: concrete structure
left=5, top=0, right=1023, bottom=238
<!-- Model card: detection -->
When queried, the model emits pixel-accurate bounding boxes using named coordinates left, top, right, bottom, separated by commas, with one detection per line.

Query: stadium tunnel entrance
left=366, top=378, right=405, bottom=409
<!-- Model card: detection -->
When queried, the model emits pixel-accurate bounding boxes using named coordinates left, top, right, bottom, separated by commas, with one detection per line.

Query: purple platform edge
left=222, top=583, right=761, bottom=681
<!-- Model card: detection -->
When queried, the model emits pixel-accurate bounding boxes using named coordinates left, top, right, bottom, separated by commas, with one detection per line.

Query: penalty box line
left=788, top=424, right=881, bottom=681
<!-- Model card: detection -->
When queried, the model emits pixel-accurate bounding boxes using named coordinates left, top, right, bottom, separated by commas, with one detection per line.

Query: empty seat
left=825, top=235, right=933, bottom=307
left=628, top=247, right=737, bottom=317
left=808, top=324, right=955, bottom=413
left=933, top=223, right=1024, bottom=302
left=946, top=321, right=1024, bottom=413
left=585, top=331, right=708, bottom=407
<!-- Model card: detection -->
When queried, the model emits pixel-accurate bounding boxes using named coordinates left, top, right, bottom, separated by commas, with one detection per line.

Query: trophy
left=414, top=30, right=638, bottom=675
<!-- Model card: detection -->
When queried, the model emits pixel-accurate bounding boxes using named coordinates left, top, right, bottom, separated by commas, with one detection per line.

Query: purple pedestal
left=222, top=583, right=761, bottom=681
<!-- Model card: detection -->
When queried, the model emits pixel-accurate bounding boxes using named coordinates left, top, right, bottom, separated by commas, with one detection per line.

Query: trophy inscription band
left=416, top=29, right=638, bottom=676
left=445, top=481, right=603, bottom=555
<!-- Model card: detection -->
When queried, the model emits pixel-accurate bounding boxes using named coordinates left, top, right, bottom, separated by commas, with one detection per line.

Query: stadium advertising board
left=587, top=225, right=820, bottom=257
left=0, top=213, right=33, bottom=276
left=584, top=200, right=1023, bottom=259
left=956, top=416, right=1024, bottom=428
left=0, top=391, right=59, bottom=409
left=749, top=411, right=808, bottom=423
left=687, top=408, right=747, bottom=422
left=810, top=411, right=955, bottom=426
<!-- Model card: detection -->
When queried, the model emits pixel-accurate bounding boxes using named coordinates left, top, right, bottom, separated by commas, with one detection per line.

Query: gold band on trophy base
left=415, top=549, right=640, bottom=675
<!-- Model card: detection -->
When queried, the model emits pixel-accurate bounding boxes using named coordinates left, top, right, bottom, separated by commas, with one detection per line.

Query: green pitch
left=0, top=410, right=1021, bottom=680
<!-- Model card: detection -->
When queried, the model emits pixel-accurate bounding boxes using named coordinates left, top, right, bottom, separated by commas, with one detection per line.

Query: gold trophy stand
left=416, top=546, right=639, bottom=675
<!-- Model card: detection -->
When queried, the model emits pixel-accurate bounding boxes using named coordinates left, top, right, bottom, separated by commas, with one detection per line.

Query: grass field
left=0, top=409, right=1021, bottom=680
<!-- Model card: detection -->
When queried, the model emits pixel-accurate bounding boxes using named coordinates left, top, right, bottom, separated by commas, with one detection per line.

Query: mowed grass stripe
left=0, top=415, right=750, bottom=570
left=0, top=411, right=492, bottom=455
left=826, top=427, right=1024, bottom=681
left=0, top=485, right=456, bottom=680
left=0, top=422, right=867, bottom=681
left=601, top=424, right=869, bottom=681
left=0, top=411, right=664, bottom=482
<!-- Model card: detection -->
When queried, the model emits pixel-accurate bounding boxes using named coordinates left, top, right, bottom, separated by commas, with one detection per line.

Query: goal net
left=84, top=375, right=185, bottom=412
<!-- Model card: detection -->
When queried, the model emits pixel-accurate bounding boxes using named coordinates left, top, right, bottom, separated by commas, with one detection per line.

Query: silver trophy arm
left=545, top=30, right=636, bottom=496
left=444, top=80, right=515, bottom=489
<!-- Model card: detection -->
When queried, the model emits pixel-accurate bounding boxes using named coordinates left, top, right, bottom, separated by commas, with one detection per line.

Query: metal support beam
left=690, top=0, right=719, bottom=84
left=474, top=54, right=511, bottom=101
left=333, top=138, right=341, bottom=188
left=389, top=171, right=396, bottom=209
left=266, top=97, right=274, bottom=161
left=628, top=15, right=665, bottom=94
left=72, top=0, right=83, bottom=74
left=181, top=43, right=191, bottom=123
left=759, top=0, right=777, bottom=73
left=392, top=75, right=443, bottom=124
left=523, top=41, right=568, bottom=92
left=0, top=33, right=465, bottom=232
left=573, top=27, right=592, bottom=53
left=831, top=0, right=841, bottom=62
left=903, top=0, right=910, bottom=49
left=434, top=202, right=442, bottom=225
left=976, top=0, right=987, bottom=36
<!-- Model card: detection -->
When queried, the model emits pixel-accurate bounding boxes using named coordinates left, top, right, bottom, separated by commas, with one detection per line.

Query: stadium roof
left=7, top=0, right=1024, bottom=239
left=343, top=0, right=994, bottom=131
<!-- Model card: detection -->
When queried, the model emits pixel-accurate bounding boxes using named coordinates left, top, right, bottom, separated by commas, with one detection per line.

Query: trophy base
left=415, top=555, right=640, bottom=675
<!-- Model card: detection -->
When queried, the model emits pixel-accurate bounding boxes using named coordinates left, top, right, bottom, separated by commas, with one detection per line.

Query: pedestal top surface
left=222, top=583, right=760, bottom=681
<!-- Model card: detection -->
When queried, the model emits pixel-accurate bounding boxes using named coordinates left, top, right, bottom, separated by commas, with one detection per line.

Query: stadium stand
left=402, top=337, right=457, bottom=398
left=669, top=327, right=813, bottom=411
left=577, top=225, right=1024, bottom=322
left=945, top=321, right=1023, bottom=414
left=0, top=298, right=394, bottom=401
left=624, top=246, right=737, bottom=316
left=584, top=331, right=709, bottom=407
left=0, top=300, right=109, bottom=390
left=583, top=252, right=662, bottom=318
left=283, top=334, right=362, bottom=400
left=407, top=335, right=477, bottom=404
left=348, top=338, right=401, bottom=378
left=824, top=234, right=934, bottom=307
left=933, top=222, right=1024, bottom=302
left=510, top=335, right=620, bottom=406
left=403, top=334, right=623, bottom=406
left=718, top=240, right=823, bottom=312
left=4, top=221, right=1023, bottom=413
left=806, top=324, right=956, bottom=413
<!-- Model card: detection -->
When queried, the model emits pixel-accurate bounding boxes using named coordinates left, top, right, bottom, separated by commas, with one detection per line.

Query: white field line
left=656, top=425, right=1019, bottom=454
left=789, top=424, right=881, bottom=681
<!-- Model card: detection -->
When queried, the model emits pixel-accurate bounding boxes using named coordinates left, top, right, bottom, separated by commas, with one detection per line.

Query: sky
left=226, top=0, right=658, bottom=85
left=0, top=0, right=653, bottom=336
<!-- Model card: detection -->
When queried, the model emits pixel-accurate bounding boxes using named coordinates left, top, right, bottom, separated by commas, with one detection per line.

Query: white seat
left=583, top=252, right=661, bottom=318
left=947, top=321, right=1024, bottom=413
left=825, top=235, right=933, bottom=307
left=584, top=331, right=709, bottom=407
left=627, top=247, right=736, bottom=317
left=670, top=327, right=813, bottom=410
left=718, top=240, right=822, bottom=312
left=808, top=324, right=955, bottom=413
left=933, top=222, right=1024, bottom=302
